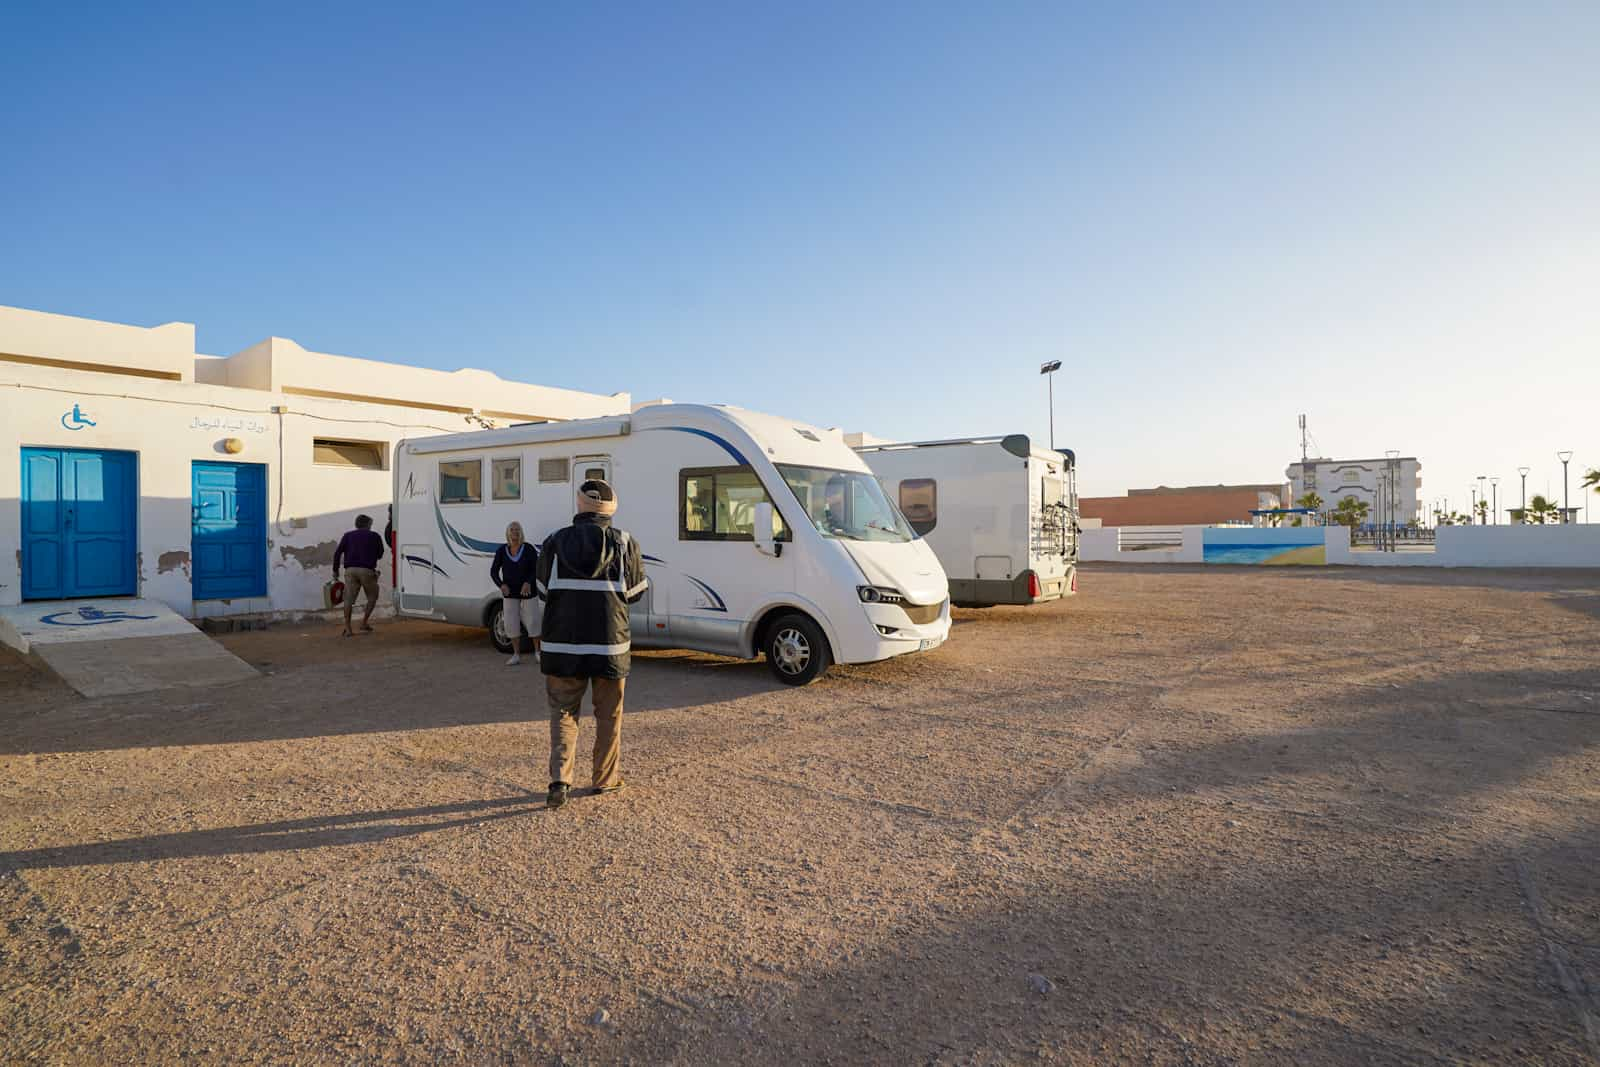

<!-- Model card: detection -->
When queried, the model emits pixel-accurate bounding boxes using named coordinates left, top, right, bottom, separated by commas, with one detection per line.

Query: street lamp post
left=1040, top=361, right=1062, bottom=452
left=1382, top=450, right=1398, bottom=550
left=1558, top=451, right=1573, bottom=524
left=1476, top=475, right=1487, bottom=525
left=1518, top=466, right=1530, bottom=523
left=1490, top=477, right=1499, bottom=526
left=1470, top=485, right=1477, bottom=525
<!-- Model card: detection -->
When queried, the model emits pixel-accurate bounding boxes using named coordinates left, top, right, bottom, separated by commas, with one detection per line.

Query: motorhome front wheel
left=765, top=613, right=831, bottom=686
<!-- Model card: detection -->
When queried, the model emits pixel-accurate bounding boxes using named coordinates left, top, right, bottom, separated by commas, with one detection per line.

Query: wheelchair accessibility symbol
left=40, top=605, right=159, bottom=627
left=60, top=403, right=96, bottom=431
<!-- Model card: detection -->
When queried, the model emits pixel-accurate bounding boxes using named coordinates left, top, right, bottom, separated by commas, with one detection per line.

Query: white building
left=1285, top=455, right=1423, bottom=523
left=0, top=304, right=628, bottom=619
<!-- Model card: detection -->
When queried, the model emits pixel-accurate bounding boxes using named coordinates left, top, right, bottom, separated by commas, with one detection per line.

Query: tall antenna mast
left=1298, top=414, right=1307, bottom=463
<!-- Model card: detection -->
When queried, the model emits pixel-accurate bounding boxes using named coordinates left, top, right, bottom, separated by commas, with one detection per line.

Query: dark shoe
left=547, top=782, right=570, bottom=809
left=592, top=780, right=625, bottom=797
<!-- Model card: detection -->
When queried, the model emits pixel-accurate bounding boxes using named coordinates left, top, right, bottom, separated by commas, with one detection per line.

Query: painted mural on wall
left=1202, top=527, right=1327, bottom=565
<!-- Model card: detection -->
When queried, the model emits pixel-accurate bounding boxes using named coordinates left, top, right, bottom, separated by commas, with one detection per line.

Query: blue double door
left=191, top=461, right=267, bottom=600
left=20, top=448, right=139, bottom=600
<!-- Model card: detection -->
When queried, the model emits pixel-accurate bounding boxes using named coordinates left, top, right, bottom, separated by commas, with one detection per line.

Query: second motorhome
left=855, top=435, right=1078, bottom=607
left=392, top=404, right=951, bottom=684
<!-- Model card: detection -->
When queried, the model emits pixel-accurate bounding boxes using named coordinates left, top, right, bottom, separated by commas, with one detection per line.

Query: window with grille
left=312, top=438, right=385, bottom=470
left=538, top=457, right=570, bottom=483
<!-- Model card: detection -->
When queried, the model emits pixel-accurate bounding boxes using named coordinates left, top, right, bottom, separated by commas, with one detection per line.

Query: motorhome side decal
left=643, top=553, right=727, bottom=613
left=643, top=426, right=749, bottom=465
left=684, top=575, right=728, bottom=612
left=406, top=554, right=450, bottom=577
left=433, top=498, right=500, bottom=564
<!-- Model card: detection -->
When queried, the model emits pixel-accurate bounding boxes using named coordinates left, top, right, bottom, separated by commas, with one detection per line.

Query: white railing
left=1116, top=526, right=1185, bottom=551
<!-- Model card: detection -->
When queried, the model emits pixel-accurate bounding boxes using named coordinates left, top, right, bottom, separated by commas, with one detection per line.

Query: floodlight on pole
left=1040, top=360, right=1062, bottom=451
left=1490, top=476, right=1499, bottom=526
left=1558, top=451, right=1574, bottom=524
left=1518, top=466, right=1530, bottom=522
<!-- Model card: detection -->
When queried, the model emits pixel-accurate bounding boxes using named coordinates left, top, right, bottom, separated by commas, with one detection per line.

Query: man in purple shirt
left=332, top=514, right=385, bottom=636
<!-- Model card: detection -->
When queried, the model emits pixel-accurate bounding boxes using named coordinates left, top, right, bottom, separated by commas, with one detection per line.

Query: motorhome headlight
left=857, top=585, right=905, bottom=604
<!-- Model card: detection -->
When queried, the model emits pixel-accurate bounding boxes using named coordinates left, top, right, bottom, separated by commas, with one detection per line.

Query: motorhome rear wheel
left=487, top=601, right=515, bottom=654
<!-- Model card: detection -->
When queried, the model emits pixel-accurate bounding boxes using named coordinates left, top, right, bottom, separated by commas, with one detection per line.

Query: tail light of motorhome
left=1027, top=572, right=1042, bottom=599
left=1071, top=569, right=1077, bottom=594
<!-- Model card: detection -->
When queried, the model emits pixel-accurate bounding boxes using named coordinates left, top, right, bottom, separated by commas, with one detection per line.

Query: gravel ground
left=3, top=564, right=1599, bottom=1065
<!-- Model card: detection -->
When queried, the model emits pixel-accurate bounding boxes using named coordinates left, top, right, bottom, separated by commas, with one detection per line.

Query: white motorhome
left=392, top=404, right=951, bottom=684
left=854, top=435, right=1078, bottom=607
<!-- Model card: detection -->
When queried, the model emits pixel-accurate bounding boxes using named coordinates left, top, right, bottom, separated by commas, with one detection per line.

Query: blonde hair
left=505, top=521, right=525, bottom=543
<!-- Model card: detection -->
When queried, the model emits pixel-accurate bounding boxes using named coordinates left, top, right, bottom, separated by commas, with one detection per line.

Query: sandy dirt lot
left=3, top=565, right=1599, bottom=1065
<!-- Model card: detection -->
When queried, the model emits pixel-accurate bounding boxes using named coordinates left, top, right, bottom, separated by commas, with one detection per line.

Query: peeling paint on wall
left=279, top=541, right=339, bottom=568
left=157, top=550, right=191, bottom=578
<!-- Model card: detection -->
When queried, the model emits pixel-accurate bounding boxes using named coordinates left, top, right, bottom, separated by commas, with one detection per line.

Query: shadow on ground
left=0, top=624, right=783, bottom=756
left=0, top=796, right=549, bottom=870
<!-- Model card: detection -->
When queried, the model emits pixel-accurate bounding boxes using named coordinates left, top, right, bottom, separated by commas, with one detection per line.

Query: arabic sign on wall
left=190, top=414, right=270, bottom=434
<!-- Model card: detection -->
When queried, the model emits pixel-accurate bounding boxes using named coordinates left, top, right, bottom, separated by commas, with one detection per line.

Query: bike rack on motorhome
left=856, top=434, right=1079, bottom=607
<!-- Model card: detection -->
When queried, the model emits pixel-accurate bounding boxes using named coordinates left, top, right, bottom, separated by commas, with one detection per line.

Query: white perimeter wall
left=1080, top=527, right=1204, bottom=563
left=1087, top=523, right=1600, bottom=568
left=1, top=363, right=627, bottom=616
left=1328, top=525, right=1600, bottom=568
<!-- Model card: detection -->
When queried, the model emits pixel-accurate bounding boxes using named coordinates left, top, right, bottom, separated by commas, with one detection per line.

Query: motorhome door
left=570, top=454, right=654, bottom=633
left=573, top=455, right=612, bottom=489
left=398, top=544, right=435, bottom=614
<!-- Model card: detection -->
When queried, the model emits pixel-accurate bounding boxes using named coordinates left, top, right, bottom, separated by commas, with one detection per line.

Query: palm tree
left=1584, top=468, right=1598, bottom=495
left=1331, top=495, right=1370, bottom=528
left=1473, top=499, right=1488, bottom=524
left=1526, top=494, right=1560, bottom=525
left=1296, top=492, right=1323, bottom=525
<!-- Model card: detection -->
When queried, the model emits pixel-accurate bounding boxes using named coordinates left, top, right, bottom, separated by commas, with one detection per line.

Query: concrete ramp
left=0, top=600, right=258, bottom=698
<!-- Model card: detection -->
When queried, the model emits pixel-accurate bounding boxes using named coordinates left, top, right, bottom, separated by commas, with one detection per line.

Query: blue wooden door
left=192, top=462, right=267, bottom=600
left=20, top=448, right=138, bottom=600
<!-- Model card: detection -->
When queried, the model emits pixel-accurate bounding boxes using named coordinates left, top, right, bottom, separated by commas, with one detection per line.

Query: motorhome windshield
left=777, top=465, right=914, bottom=543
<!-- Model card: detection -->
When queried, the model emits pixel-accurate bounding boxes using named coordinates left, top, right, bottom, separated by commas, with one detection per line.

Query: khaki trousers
left=546, top=675, right=624, bottom=789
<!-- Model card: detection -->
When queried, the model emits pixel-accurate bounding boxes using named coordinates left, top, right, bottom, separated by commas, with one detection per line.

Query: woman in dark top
left=490, top=521, right=541, bottom=665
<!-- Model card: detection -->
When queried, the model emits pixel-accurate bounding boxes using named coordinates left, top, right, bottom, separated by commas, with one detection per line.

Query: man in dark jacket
left=535, top=479, right=647, bottom=809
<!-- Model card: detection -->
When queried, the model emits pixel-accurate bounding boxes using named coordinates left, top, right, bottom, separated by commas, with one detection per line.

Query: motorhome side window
left=898, top=479, right=937, bottom=536
left=492, top=458, right=521, bottom=501
left=439, top=459, right=482, bottom=504
left=680, top=467, right=788, bottom=541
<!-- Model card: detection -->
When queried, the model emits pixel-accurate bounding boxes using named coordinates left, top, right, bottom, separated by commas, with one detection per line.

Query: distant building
left=0, top=303, right=629, bottom=619
left=1080, top=484, right=1283, bottom=527
left=1285, top=456, right=1422, bottom=522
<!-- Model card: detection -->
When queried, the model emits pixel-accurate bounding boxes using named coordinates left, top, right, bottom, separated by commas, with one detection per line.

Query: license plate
left=919, top=636, right=944, bottom=652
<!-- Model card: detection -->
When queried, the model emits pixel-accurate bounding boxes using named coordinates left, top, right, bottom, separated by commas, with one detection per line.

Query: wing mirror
left=753, top=502, right=782, bottom=557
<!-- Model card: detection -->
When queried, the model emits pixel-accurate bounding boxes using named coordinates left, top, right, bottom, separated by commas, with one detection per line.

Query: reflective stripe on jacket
left=536, top=515, right=647, bottom=679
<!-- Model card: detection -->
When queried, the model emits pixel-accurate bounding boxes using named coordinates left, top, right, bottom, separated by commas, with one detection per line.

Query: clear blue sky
left=3, top=1, right=1597, bottom=509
